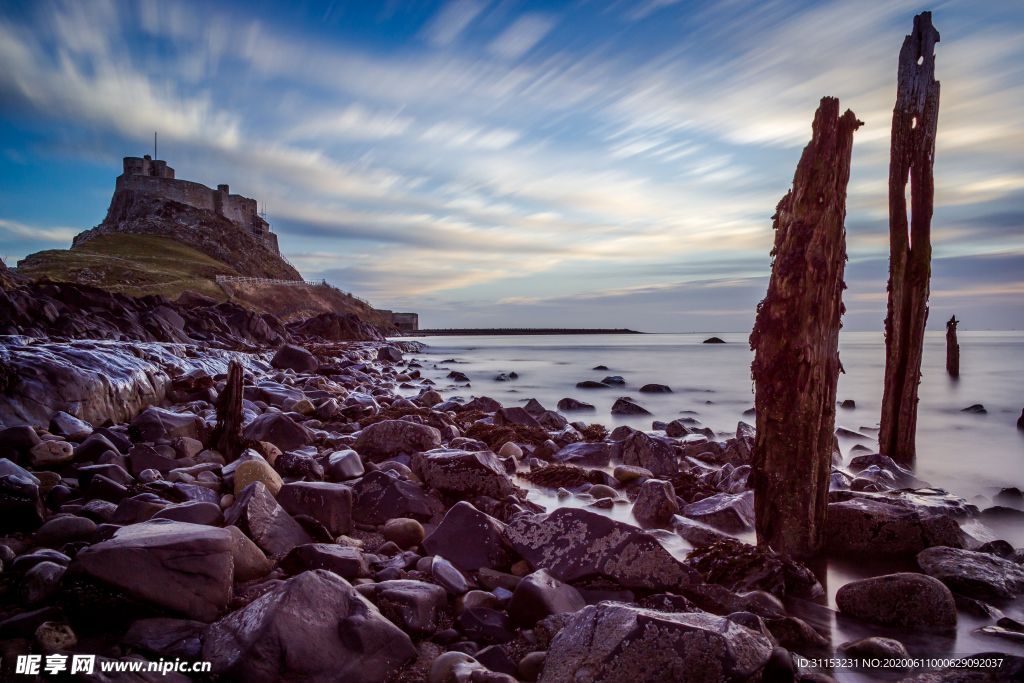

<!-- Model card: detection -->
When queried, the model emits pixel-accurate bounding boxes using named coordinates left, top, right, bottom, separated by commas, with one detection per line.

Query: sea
left=401, top=330, right=1024, bottom=676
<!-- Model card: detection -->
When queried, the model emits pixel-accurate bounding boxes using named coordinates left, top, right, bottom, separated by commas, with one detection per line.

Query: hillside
left=16, top=234, right=395, bottom=328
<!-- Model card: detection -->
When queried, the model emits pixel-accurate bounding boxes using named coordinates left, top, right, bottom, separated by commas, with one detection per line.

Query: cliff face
left=73, top=188, right=301, bottom=281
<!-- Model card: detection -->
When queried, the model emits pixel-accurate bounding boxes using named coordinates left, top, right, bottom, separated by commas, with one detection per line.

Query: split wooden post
left=946, top=315, right=959, bottom=377
left=879, top=12, right=941, bottom=467
left=213, top=360, right=249, bottom=463
left=749, top=97, right=862, bottom=558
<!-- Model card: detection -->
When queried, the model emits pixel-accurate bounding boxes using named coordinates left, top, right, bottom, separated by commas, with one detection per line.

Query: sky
left=0, top=0, right=1021, bottom=332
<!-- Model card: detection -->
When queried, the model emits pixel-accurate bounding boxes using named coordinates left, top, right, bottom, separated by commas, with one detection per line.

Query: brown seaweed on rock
left=463, top=421, right=551, bottom=449
left=684, top=539, right=823, bottom=599
left=520, top=464, right=592, bottom=489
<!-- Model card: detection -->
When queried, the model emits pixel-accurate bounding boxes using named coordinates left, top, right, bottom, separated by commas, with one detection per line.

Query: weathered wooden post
left=879, top=12, right=940, bottom=467
left=749, top=97, right=862, bottom=558
left=946, top=315, right=959, bottom=377
left=212, top=360, right=249, bottom=462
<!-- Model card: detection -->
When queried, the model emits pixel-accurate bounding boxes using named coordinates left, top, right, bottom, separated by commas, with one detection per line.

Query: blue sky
left=0, top=0, right=1021, bottom=331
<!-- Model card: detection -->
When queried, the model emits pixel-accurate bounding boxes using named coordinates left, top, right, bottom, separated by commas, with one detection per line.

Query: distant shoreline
left=406, top=328, right=643, bottom=336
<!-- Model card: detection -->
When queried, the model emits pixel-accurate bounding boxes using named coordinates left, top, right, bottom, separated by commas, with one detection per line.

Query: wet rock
left=243, top=412, right=315, bottom=453
left=961, top=404, right=987, bottom=414
left=74, top=432, right=121, bottom=463
left=518, top=651, right=546, bottom=682
left=28, top=441, right=74, bottom=469
left=224, top=481, right=313, bottom=556
left=614, top=464, right=652, bottom=483
left=553, top=442, right=611, bottom=467
left=763, top=615, right=830, bottom=654
left=383, top=518, right=426, bottom=550
left=351, top=470, right=435, bottom=525
left=22, top=561, right=65, bottom=605
left=539, top=602, right=772, bottom=683
left=271, top=345, right=318, bottom=373
left=276, top=481, right=353, bottom=536
left=0, top=472, right=44, bottom=532
left=622, top=430, right=677, bottom=476
left=507, top=568, right=587, bottom=627
left=557, top=398, right=594, bottom=411
left=703, top=337, right=726, bottom=344
left=377, top=346, right=403, bottom=362
left=202, top=569, right=416, bottom=683
left=504, top=507, right=701, bottom=592
left=475, top=645, right=518, bottom=678
left=372, top=579, right=448, bottom=637
left=682, top=540, right=822, bottom=599
left=494, top=407, right=541, bottom=429
left=825, top=497, right=964, bottom=554
left=456, top=607, right=516, bottom=644
left=412, top=448, right=514, bottom=499
left=152, top=501, right=224, bottom=526
left=1, top=425, right=42, bottom=455
left=671, top=515, right=734, bottom=548
left=683, top=491, right=755, bottom=533
left=127, top=443, right=177, bottom=476
left=576, top=381, right=609, bottom=389
left=227, top=525, right=273, bottom=582
left=917, top=546, right=1024, bottom=601
left=234, top=459, right=284, bottom=496
left=35, top=516, right=97, bottom=547
left=326, top=449, right=364, bottom=481
left=123, top=617, right=205, bottom=659
left=355, top=420, right=443, bottom=460
left=632, top=479, right=679, bottom=528
left=837, top=637, right=909, bottom=659
left=34, top=620, right=77, bottom=652
left=129, top=406, right=205, bottom=443
left=835, top=572, right=956, bottom=631
left=432, top=555, right=471, bottom=595
left=639, top=384, right=672, bottom=393
left=611, top=396, right=651, bottom=415
left=280, top=543, right=371, bottom=579
left=423, top=502, right=516, bottom=572
left=68, top=519, right=233, bottom=622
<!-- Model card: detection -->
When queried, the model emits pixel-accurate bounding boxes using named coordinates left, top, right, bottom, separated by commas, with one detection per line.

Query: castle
left=119, top=155, right=280, bottom=256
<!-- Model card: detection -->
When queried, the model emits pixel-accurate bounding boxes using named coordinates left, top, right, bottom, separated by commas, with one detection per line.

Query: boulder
left=226, top=525, right=273, bottom=582
left=129, top=407, right=205, bottom=443
left=351, top=470, right=435, bottom=525
left=128, top=443, right=178, bottom=476
left=825, top=497, right=964, bottom=554
left=373, top=580, right=448, bottom=637
left=0, top=472, right=44, bottom=533
left=553, top=442, right=611, bottom=467
left=423, top=502, right=517, bottom=572
left=835, top=572, right=956, bottom=631
left=277, top=481, right=353, bottom=536
left=29, top=441, right=74, bottom=469
left=34, top=516, right=97, bottom=547
left=683, top=492, right=755, bottom=533
left=493, top=407, right=541, bottom=429
left=507, top=569, right=587, bottom=627
left=202, top=570, right=416, bottom=683
left=504, top=507, right=701, bottom=592
left=622, top=431, right=677, bottom=477
left=22, top=561, right=65, bottom=605
left=456, top=607, right=516, bottom=644
left=539, top=602, right=772, bottom=683
left=234, top=459, right=284, bottom=497
left=632, top=479, right=679, bottom=529
left=557, top=398, right=594, bottom=411
left=271, top=345, right=318, bottom=373
left=1, top=425, right=42, bottom=454
left=431, top=555, right=471, bottom=595
left=280, top=543, right=371, bottom=579
left=383, top=518, right=426, bottom=550
left=224, top=482, right=313, bottom=556
left=377, top=347, right=403, bottom=362
left=152, top=501, right=224, bottom=526
left=354, top=420, right=442, bottom=459
left=326, top=449, right=365, bottom=481
left=639, top=384, right=672, bottom=393
left=243, top=413, right=315, bottom=453
left=67, top=519, right=233, bottom=622
left=412, top=448, right=514, bottom=499
left=917, top=546, right=1024, bottom=601
left=611, top=397, right=651, bottom=415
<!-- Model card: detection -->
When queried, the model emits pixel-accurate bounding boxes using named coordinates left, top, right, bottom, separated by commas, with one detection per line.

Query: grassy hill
left=16, top=234, right=393, bottom=326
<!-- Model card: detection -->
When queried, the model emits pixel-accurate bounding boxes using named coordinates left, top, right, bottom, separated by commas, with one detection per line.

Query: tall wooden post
left=212, top=360, right=249, bottom=463
left=946, top=315, right=959, bottom=377
left=749, top=98, right=862, bottom=558
left=879, top=13, right=940, bottom=467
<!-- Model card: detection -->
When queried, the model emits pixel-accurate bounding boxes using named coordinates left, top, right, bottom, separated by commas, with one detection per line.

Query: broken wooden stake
left=879, top=12, right=940, bottom=467
left=946, top=315, right=959, bottom=377
left=212, top=360, right=250, bottom=463
left=749, top=97, right=862, bottom=558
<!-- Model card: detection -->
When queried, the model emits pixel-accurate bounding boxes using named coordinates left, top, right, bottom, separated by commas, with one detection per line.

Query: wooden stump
left=749, top=97, right=862, bottom=558
left=879, top=12, right=941, bottom=467
left=212, top=360, right=250, bottom=463
left=946, top=315, right=959, bottom=378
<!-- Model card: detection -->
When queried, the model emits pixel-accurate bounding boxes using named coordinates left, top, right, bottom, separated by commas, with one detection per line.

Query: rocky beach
left=0, top=280, right=1022, bottom=683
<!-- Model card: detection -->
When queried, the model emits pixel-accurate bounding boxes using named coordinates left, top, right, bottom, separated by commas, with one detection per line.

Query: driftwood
left=946, top=315, right=959, bottom=377
left=212, top=360, right=251, bottom=463
left=879, top=12, right=941, bottom=466
left=749, top=97, right=862, bottom=558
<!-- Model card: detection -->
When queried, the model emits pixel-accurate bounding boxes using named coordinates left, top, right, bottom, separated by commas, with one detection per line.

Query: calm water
left=400, top=331, right=1024, bottom=671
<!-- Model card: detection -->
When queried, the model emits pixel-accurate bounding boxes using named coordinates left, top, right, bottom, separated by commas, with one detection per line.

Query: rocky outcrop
left=290, top=312, right=386, bottom=342
left=540, top=603, right=773, bottom=683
